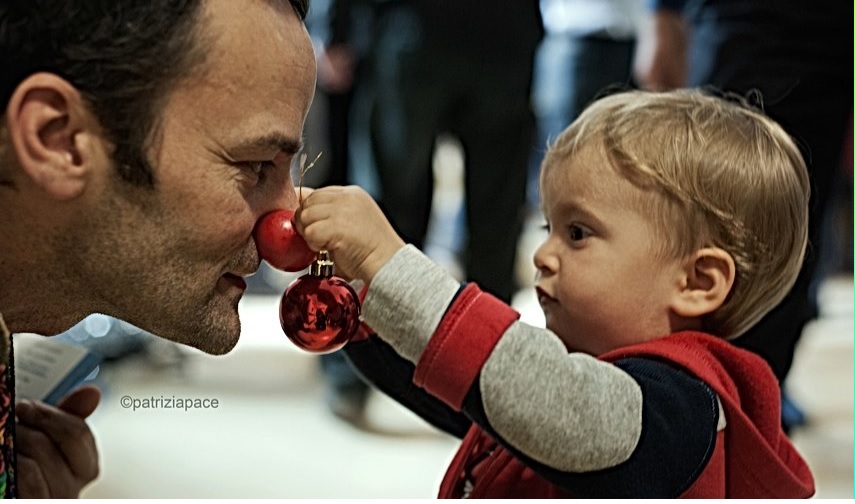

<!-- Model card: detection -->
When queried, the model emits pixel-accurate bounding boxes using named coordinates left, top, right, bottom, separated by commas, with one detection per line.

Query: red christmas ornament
left=279, top=251, right=361, bottom=353
left=254, top=209, right=315, bottom=272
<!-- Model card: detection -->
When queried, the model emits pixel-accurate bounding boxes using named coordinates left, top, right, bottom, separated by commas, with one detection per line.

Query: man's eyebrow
left=231, top=133, right=303, bottom=155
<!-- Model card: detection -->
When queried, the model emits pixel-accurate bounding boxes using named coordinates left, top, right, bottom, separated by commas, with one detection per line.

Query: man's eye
left=238, top=161, right=278, bottom=185
left=245, top=160, right=275, bottom=175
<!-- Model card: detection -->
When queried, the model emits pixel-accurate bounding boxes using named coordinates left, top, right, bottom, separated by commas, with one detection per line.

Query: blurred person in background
left=527, top=0, right=642, bottom=211
left=633, top=0, right=852, bottom=431
left=348, top=0, right=543, bottom=304
left=307, top=0, right=543, bottom=426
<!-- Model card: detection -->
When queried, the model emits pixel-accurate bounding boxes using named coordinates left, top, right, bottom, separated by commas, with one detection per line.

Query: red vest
left=437, top=332, right=815, bottom=498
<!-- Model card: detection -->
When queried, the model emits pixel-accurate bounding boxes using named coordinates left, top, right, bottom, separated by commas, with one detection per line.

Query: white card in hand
left=13, top=332, right=102, bottom=405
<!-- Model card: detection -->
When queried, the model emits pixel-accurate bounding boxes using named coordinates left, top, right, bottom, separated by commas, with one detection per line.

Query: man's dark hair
left=0, top=0, right=309, bottom=186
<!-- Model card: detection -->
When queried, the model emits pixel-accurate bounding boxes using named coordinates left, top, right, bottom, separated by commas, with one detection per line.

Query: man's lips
left=222, top=273, right=247, bottom=291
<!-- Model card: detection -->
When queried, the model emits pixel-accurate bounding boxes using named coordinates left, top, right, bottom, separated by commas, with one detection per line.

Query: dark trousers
left=358, top=46, right=534, bottom=302
left=685, top=0, right=852, bottom=380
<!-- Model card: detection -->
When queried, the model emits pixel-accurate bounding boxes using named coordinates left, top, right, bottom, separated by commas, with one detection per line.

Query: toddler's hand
left=295, top=186, right=405, bottom=283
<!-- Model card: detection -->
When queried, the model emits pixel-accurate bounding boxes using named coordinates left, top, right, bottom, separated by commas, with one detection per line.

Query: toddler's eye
left=568, top=224, right=589, bottom=241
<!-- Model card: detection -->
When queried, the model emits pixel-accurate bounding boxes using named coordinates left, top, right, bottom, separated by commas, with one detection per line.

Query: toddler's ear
left=671, top=247, right=735, bottom=318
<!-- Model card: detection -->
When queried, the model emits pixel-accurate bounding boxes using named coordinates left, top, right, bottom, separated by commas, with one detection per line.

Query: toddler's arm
left=297, top=186, right=720, bottom=497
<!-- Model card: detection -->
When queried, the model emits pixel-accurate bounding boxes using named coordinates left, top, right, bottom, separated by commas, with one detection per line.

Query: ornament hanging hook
left=297, top=151, right=323, bottom=206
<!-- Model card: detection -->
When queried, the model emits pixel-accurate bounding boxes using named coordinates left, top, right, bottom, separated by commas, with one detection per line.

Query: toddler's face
left=533, top=145, right=685, bottom=355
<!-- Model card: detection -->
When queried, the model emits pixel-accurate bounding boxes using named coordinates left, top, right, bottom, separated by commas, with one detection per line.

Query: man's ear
left=671, top=247, right=736, bottom=318
left=5, top=72, right=104, bottom=199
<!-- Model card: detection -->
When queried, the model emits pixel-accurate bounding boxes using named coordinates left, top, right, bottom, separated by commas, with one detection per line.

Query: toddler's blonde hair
left=542, top=89, right=809, bottom=339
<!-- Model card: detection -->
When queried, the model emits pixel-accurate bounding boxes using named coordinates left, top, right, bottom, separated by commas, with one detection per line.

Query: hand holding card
left=13, top=333, right=102, bottom=405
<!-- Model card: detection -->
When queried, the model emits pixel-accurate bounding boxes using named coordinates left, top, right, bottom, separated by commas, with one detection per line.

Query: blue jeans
left=528, top=33, right=635, bottom=209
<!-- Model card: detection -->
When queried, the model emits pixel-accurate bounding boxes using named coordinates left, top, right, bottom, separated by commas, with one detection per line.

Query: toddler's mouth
left=535, top=286, right=556, bottom=307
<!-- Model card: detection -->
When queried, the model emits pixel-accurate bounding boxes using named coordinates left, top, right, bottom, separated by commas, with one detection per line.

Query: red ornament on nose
left=254, top=209, right=315, bottom=272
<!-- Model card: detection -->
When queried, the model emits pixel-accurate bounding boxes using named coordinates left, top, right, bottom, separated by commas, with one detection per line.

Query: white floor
left=81, top=294, right=461, bottom=499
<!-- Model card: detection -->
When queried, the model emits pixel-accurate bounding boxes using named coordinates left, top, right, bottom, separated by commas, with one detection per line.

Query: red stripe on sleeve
left=414, top=284, right=519, bottom=410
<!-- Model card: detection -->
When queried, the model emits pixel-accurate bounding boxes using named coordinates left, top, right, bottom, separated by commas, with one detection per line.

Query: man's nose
left=276, top=186, right=300, bottom=210
left=261, top=181, right=300, bottom=215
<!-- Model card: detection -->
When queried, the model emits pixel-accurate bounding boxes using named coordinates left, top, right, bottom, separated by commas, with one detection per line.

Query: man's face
left=75, top=0, right=317, bottom=354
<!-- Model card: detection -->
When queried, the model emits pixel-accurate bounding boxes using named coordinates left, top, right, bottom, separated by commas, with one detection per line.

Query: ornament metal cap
left=309, top=250, right=335, bottom=277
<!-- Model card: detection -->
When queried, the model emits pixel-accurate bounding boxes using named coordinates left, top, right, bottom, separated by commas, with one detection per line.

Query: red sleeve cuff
left=413, top=284, right=519, bottom=410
